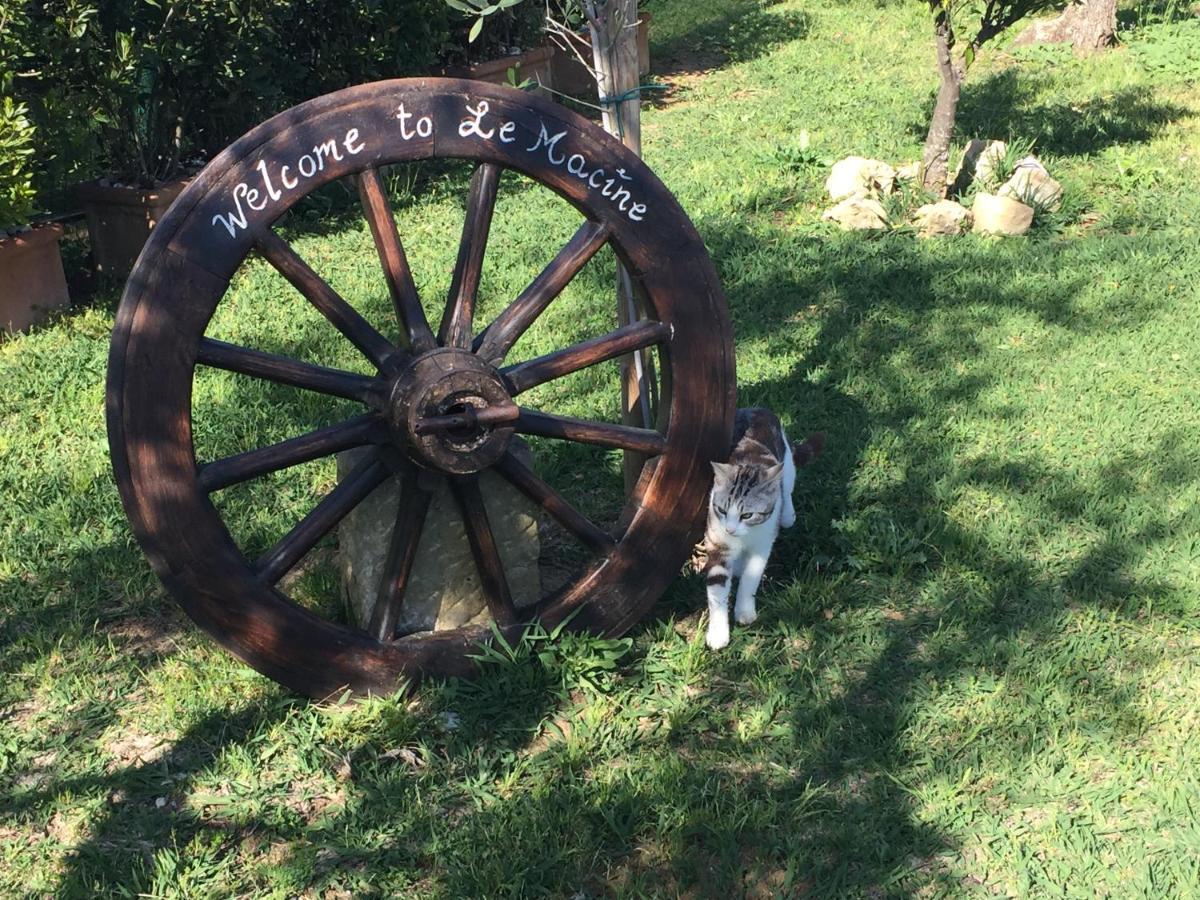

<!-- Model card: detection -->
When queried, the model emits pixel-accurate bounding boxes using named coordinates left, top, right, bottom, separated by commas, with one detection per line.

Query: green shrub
left=6, top=0, right=543, bottom=203
left=11, top=0, right=474, bottom=188
left=0, top=97, right=36, bottom=232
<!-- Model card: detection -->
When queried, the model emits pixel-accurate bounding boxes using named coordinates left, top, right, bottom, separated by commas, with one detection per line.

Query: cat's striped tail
left=792, top=432, right=825, bottom=466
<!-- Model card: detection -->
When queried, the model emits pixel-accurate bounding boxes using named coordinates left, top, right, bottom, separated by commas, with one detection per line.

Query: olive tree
left=921, top=0, right=1061, bottom=194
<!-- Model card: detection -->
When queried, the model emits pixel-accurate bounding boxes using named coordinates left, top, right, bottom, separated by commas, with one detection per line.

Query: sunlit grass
left=2, top=0, right=1200, bottom=894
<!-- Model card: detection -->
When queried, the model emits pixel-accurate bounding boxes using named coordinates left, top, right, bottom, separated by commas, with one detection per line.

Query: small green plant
left=880, top=174, right=939, bottom=226
left=952, top=134, right=1037, bottom=202
left=505, top=64, right=538, bottom=90
left=470, top=617, right=634, bottom=695
left=0, top=97, right=36, bottom=232
left=446, top=0, right=528, bottom=43
left=1030, top=183, right=1086, bottom=232
left=1133, top=19, right=1200, bottom=82
left=769, top=131, right=832, bottom=173
left=987, top=135, right=1039, bottom=186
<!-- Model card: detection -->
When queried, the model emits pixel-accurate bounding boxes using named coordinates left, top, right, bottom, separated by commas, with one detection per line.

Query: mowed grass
left=3, top=0, right=1200, bottom=894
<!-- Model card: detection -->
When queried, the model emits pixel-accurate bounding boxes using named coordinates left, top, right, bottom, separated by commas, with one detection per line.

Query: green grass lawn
left=3, top=0, right=1200, bottom=895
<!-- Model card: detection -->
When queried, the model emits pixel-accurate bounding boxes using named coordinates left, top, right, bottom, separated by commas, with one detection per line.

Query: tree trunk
left=921, top=16, right=963, bottom=196
left=588, top=0, right=655, bottom=494
left=1013, top=0, right=1117, bottom=53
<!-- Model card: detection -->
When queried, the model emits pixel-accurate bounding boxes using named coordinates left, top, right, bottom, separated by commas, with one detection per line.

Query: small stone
left=1011, top=154, right=1048, bottom=175
left=998, top=158, right=1062, bottom=211
left=896, top=161, right=920, bottom=181
left=973, top=141, right=1008, bottom=187
left=825, top=156, right=897, bottom=201
left=971, top=192, right=1034, bottom=236
left=913, top=199, right=970, bottom=237
left=822, top=196, right=889, bottom=230
left=950, top=139, right=1006, bottom=194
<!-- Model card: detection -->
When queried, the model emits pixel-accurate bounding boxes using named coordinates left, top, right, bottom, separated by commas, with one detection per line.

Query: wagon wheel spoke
left=474, top=220, right=611, bottom=365
left=356, top=168, right=437, bottom=354
left=448, top=474, right=518, bottom=627
left=196, top=338, right=381, bottom=404
left=439, top=163, right=501, bottom=349
left=368, top=468, right=434, bottom=641
left=493, top=451, right=615, bottom=554
left=198, top=413, right=385, bottom=493
left=256, top=229, right=400, bottom=372
left=514, top=408, right=666, bottom=456
left=501, top=319, right=670, bottom=396
left=255, top=451, right=389, bottom=585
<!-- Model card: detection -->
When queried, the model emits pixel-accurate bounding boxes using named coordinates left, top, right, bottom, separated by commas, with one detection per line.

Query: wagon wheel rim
left=107, top=78, right=735, bottom=697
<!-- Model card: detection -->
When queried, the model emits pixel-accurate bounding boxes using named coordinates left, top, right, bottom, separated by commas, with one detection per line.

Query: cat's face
left=709, top=462, right=783, bottom=537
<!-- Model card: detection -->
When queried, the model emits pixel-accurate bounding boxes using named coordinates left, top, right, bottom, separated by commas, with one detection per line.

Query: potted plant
left=0, top=98, right=68, bottom=334
left=55, top=1, right=463, bottom=277
left=68, top=6, right=211, bottom=278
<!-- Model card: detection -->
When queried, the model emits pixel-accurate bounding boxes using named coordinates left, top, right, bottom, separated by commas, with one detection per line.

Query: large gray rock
left=822, top=196, right=889, bottom=231
left=337, top=441, right=541, bottom=635
left=913, top=199, right=970, bottom=237
left=825, top=156, right=897, bottom=201
left=971, top=192, right=1034, bottom=236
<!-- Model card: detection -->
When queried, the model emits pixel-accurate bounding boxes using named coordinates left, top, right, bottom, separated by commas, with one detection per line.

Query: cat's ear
left=763, top=463, right=785, bottom=483
left=711, top=461, right=736, bottom=483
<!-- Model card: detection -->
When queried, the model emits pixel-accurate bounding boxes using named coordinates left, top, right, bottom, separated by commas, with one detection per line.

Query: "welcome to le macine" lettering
left=212, top=98, right=649, bottom=239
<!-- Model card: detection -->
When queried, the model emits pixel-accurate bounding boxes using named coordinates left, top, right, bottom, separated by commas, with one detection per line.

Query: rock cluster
left=819, top=142, right=1063, bottom=237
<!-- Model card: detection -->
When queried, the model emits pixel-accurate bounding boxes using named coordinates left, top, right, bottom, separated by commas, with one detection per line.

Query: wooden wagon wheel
left=107, top=78, right=734, bottom=697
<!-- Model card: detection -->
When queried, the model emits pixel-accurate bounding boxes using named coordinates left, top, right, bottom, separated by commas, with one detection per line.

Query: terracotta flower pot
left=0, top=224, right=70, bottom=334
left=439, top=44, right=556, bottom=96
left=76, top=178, right=190, bottom=278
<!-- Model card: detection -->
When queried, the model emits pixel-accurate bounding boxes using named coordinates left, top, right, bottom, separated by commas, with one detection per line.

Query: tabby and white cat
left=703, top=408, right=823, bottom=650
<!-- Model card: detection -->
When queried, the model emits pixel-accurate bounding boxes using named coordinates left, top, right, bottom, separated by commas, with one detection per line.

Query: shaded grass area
left=3, top=0, right=1200, bottom=895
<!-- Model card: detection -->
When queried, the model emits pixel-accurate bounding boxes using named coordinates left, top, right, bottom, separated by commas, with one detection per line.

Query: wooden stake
left=586, top=0, right=657, bottom=494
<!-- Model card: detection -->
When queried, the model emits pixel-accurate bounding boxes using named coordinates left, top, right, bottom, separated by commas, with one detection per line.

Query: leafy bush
left=0, top=98, right=36, bottom=232
left=10, top=0, right=524, bottom=189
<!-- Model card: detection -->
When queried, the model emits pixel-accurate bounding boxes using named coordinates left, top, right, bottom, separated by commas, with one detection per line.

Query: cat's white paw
left=705, top=627, right=730, bottom=650
left=734, top=606, right=758, bottom=625
left=780, top=509, right=796, bottom=528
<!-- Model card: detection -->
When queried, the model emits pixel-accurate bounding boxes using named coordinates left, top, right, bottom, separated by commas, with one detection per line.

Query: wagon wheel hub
left=390, top=347, right=515, bottom=475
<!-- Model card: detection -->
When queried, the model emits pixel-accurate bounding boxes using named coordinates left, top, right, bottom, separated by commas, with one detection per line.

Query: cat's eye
left=716, top=505, right=727, bottom=515
left=741, top=512, right=754, bottom=521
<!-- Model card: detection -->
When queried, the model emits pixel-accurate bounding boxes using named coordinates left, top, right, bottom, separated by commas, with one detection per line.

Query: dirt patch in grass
left=646, top=48, right=722, bottom=109
left=106, top=613, right=182, bottom=660
left=283, top=776, right=347, bottom=824
left=103, top=731, right=172, bottom=772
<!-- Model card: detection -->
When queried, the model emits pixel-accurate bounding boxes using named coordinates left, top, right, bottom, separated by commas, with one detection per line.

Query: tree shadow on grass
left=910, top=66, right=1190, bottom=156
left=647, top=0, right=812, bottom=77
left=249, top=218, right=1193, bottom=896
left=8, top=179, right=1198, bottom=895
